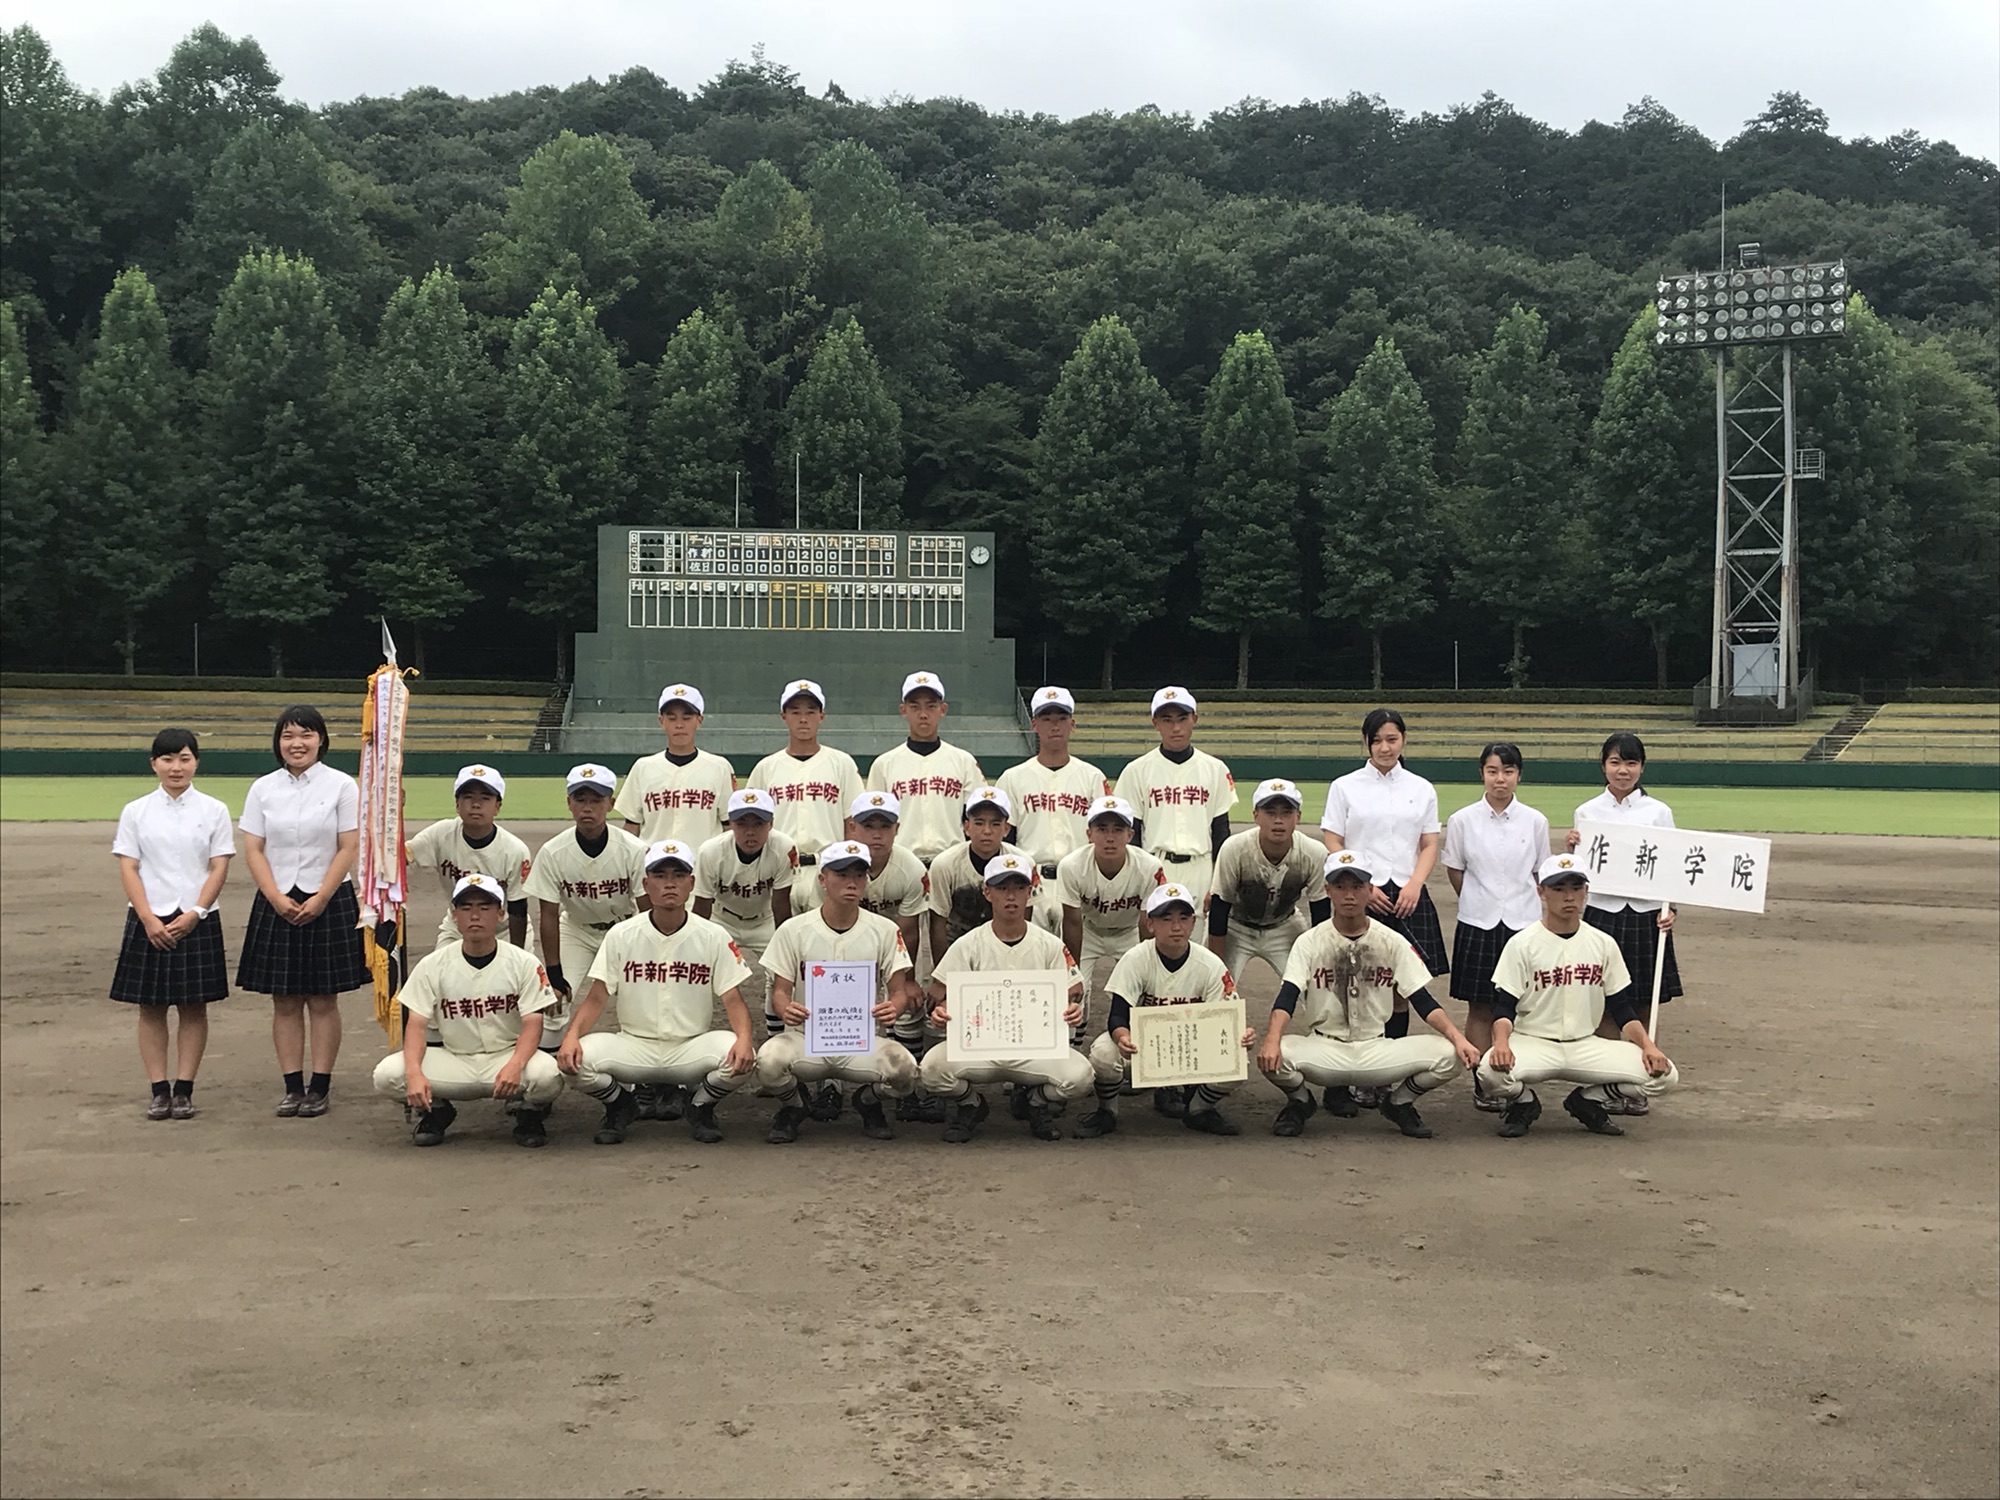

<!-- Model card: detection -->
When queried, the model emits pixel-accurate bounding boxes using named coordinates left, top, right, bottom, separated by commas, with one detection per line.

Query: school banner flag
left=1572, top=821, right=1771, bottom=914
left=357, top=622, right=415, bottom=1041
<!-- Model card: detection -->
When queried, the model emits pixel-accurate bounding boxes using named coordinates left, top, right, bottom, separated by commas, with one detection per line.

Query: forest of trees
left=2, top=25, right=1995, bottom=688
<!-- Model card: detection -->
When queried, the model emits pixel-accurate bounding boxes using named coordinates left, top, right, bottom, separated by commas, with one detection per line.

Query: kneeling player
left=372, top=875, right=564, bottom=1147
left=557, top=841, right=757, bottom=1145
left=1477, top=854, right=1677, bottom=1138
left=755, top=841, right=921, bottom=1143
left=1077, top=882, right=1251, bottom=1138
left=919, top=855, right=1091, bottom=1142
left=1256, top=850, right=1481, bottom=1139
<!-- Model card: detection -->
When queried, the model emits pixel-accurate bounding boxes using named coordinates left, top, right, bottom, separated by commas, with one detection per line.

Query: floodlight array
left=1655, top=260, right=1849, bottom=347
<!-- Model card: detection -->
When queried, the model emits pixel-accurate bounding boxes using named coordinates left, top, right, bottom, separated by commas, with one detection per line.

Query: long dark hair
left=1362, top=708, right=1408, bottom=766
left=271, top=705, right=330, bottom=765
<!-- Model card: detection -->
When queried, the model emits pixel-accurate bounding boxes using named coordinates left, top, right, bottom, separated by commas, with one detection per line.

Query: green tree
left=202, top=250, right=348, bottom=676
left=64, top=269, right=190, bottom=674
left=805, top=140, right=940, bottom=386
left=1031, top=315, right=1183, bottom=688
left=781, top=315, right=903, bottom=529
left=0, top=299, right=49, bottom=648
left=1318, top=334, right=1442, bottom=691
left=1192, top=330, right=1298, bottom=687
left=1895, top=339, right=2000, bottom=680
left=1448, top=305, right=1582, bottom=687
left=1584, top=307, right=1715, bottom=687
left=502, top=285, right=629, bottom=679
left=643, top=306, right=751, bottom=524
left=474, top=130, right=651, bottom=311
left=348, top=268, right=493, bottom=672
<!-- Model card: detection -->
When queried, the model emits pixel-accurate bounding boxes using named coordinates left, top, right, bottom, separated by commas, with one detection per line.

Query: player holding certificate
left=755, top=841, right=921, bottom=1142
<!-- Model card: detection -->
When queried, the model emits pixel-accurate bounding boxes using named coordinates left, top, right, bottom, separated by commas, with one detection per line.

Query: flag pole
left=1648, top=904, right=1672, bottom=1039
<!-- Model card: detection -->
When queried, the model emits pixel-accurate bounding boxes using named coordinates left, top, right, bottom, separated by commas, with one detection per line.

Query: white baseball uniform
left=1087, top=941, right=1239, bottom=1101
left=927, top=840, right=1031, bottom=952
left=866, top=741, right=984, bottom=862
left=405, top=819, right=534, bottom=948
left=919, top=922, right=1092, bottom=1103
left=1209, top=828, right=1325, bottom=980
left=995, top=755, right=1111, bottom=871
left=1266, top=919, right=1462, bottom=1106
left=520, top=824, right=649, bottom=1044
left=615, top=749, right=737, bottom=848
left=574, top=912, right=754, bottom=1105
left=747, top=746, right=865, bottom=885
left=1114, top=746, right=1236, bottom=901
left=693, top=827, right=797, bottom=1029
left=797, top=843, right=930, bottom=926
left=754, top=908, right=919, bottom=1098
left=1054, top=845, right=1165, bottom=963
left=372, top=942, right=564, bottom=1106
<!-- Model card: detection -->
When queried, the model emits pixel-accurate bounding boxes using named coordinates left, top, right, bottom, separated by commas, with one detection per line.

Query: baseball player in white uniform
left=747, top=678, right=865, bottom=899
left=1055, top=795, right=1165, bottom=1031
left=372, top=874, right=565, bottom=1148
left=920, top=854, right=1092, bottom=1142
left=1476, top=853, right=1678, bottom=1138
left=1075, top=882, right=1252, bottom=1138
left=997, top=686, right=1110, bottom=932
left=557, top=840, right=758, bottom=1145
left=926, top=785, right=1031, bottom=961
left=1114, top=686, right=1236, bottom=907
left=405, top=764, right=532, bottom=949
left=1206, top=777, right=1328, bottom=986
left=755, top=840, right=922, bottom=1142
left=1256, top=849, right=1482, bottom=1139
left=615, top=683, right=737, bottom=848
left=692, top=787, right=797, bottom=1040
left=866, top=670, right=984, bottom=866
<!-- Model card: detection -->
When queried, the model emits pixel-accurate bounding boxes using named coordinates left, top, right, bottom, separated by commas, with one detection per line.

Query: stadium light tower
left=1654, top=253, right=1850, bottom=719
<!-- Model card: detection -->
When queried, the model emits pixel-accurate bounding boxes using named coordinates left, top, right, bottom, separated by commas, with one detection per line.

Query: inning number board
left=625, top=529, right=968, bottom=633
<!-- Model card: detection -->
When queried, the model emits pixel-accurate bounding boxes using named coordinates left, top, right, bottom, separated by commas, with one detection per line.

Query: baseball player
left=1476, top=853, right=1678, bottom=1139
left=866, top=670, right=984, bottom=865
left=1075, top=882, right=1252, bottom=1138
left=926, top=785, right=1031, bottom=963
left=755, top=840, right=922, bottom=1143
left=920, top=854, right=1092, bottom=1142
left=371, top=874, right=565, bottom=1148
left=522, top=763, right=650, bottom=1058
left=1206, top=777, right=1329, bottom=987
left=1054, top=795, right=1164, bottom=1039
left=1255, top=849, right=1481, bottom=1139
left=747, top=678, right=865, bottom=899
left=615, top=683, right=737, bottom=848
left=996, top=686, right=1110, bottom=931
left=1114, top=686, right=1236, bottom=907
left=405, top=764, right=532, bottom=949
left=692, top=787, right=797, bottom=1042
left=556, top=840, right=758, bottom=1145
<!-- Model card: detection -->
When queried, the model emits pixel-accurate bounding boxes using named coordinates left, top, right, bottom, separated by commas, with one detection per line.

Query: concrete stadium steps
left=0, top=689, right=546, bottom=753
left=1838, top=703, right=2000, bottom=765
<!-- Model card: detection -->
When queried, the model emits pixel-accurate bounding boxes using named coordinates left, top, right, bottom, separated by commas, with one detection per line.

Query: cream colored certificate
left=943, top=970, right=1069, bottom=1062
left=1129, top=997, right=1248, bottom=1088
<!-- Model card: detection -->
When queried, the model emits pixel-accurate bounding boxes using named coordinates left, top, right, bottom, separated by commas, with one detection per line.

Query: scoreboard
left=624, top=529, right=975, bottom=633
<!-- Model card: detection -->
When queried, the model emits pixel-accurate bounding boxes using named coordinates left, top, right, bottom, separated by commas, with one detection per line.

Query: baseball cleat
left=1152, top=1085, right=1188, bottom=1119
left=593, top=1089, right=640, bottom=1145
left=655, top=1084, right=689, bottom=1122
left=807, top=1082, right=844, bottom=1122
left=1072, top=1109, right=1119, bottom=1138
left=413, top=1099, right=458, bottom=1147
left=1008, top=1085, right=1033, bottom=1121
left=855, top=1094, right=895, bottom=1140
left=1183, top=1108, right=1240, bottom=1136
left=511, top=1106, right=549, bottom=1148
left=767, top=1100, right=809, bottom=1144
left=1322, top=1085, right=1360, bottom=1118
left=1379, top=1099, right=1434, bottom=1139
left=687, top=1100, right=723, bottom=1144
left=1497, top=1094, right=1541, bottom=1138
left=1564, top=1088, right=1624, bottom=1136
left=1601, top=1084, right=1650, bottom=1116
left=1272, top=1095, right=1318, bottom=1137
left=631, top=1083, right=662, bottom=1120
left=941, top=1092, right=988, bottom=1144
left=1024, top=1093, right=1064, bottom=1141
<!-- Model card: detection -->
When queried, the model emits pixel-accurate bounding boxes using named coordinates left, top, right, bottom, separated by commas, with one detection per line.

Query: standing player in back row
left=866, top=671, right=983, bottom=867
left=748, top=679, right=865, bottom=900
left=616, top=684, right=736, bottom=850
left=997, top=687, right=1109, bottom=933
left=1114, top=686, right=1236, bottom=907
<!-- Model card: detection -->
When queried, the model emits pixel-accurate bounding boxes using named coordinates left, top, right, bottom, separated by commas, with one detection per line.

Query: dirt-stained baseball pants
left=1224, top=917, right=1305, bottom=984
left=571, top=1030, right=747, bottom=1104
left=373, top=1047, right=564, bottom=1106
left=1266, top=1033, right=1462, bottom=1107
left=755, top=1031, right=918, bottom=1097
left=1476, top=1035, right=1678, bottom=1106
left=919, top=1043, right=1093, bottom=1103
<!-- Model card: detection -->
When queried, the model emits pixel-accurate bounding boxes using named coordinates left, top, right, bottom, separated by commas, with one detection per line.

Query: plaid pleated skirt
left=1584, top=905, right=1683, bottom=1003
left=110, top=909, right=229, bottom=1006
left=236, top=884, right=369, bottom=996
left=1376, top=882, right=1449, bottom=975
left=1448, top=920, right=1517, bottom=1006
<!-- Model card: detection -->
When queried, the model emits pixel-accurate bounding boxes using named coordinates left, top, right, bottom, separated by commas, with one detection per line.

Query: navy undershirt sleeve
left=1605, top=985, right=1640, bottom=1031
left=1207, top=896, right=1231, bottom=937
left=1271, top=980, right=1302, bottom=1016
left=1308, top=898, right=1331, bottom=926
left=1107, top=993, right=1132, bottom=1032
left=1491, top=986, right=1521, bottom=1025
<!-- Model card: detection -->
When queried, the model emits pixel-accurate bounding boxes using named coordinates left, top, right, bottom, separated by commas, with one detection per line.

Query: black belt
left=797, top=855, right=816, bottom=867
left=585, top=920, right=617, bottom=931
left=1159, top=851, right=1199, bottom=864
left=1038, top=863, right=1058, bottom=879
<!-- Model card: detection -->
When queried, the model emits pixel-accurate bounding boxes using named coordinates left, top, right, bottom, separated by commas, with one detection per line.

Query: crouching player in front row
left=1478, top=854, right=1677, bottom=1138
left=372, top=874, right=565, bottom=1147
left=1257, top=850, right=1481, bottom=1139
left=557, top=841, right=758, bottom=1145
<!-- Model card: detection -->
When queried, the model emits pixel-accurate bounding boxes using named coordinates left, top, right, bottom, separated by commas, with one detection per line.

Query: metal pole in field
left=193, top=622, right=199, bottom=677
left=1709, top=351, right=1728, bottom=708
left=856, top=473, right=862, bottom=531
left=734, top=471, right=740, bottom=528
left=794, top=452, right=801, bottom=530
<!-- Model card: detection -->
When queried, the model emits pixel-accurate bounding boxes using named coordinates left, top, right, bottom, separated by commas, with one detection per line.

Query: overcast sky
left=10, top=0, right=1997, bottom=162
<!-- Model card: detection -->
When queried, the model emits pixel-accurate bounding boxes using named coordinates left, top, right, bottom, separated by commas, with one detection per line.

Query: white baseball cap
left=565, top=762, right=617, bottom=795
left=780, top=678, right=826, bottom=710
left=1145, top=882, right=1200, bottom=916
left=643, top=840, right=697, bottom=872
left=658, top=683, right=705, bottom=714
left=901, top=670, right=946, bottom=700
left=1252, top=777, right=1303, bottom=809
left=818, top=840, right=874, bottom=873
left=982, top=853, right=1036, bottom=886
left=850, top=791, right=901, bottom=822
left=726, top=788, right=774, bottom=821
left=1537, top=853, right=1591, bottom=886
left=1085, top=794, right=1136, bottom=827
left=1030, top=686, right=1076, bottom=716
left=453, top=764, right=506, bottom=798
left=1150, top=685, right=1197, bottom=716
left=1323, top=849, right=1381, bottom=884
left=963, top=784, right=1012, bottom=818
left=450, top=873, right=506, bottom=905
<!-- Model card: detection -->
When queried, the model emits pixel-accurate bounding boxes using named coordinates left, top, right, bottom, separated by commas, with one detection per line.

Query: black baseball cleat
left=1564, top=1088, right=1625, bottom=1136
left=1497, top=1094, right=1542, bottom=1138
left=767, top=1099, right=809, bottom=1144
left=1073, top=1109, right=1119, bottom=1138
left=1379, top=1099, right=1434, bottom=1138
left=631, top=1083, right=662, bottom=1120
left=1024, top=1092, right=1064, bottom=1141
left=1322, top=1085, right=1360, bottom=1118
left=655, top=1084, right=689, bottom=1122
left=687, top=1100, right=723, bottom=1144
left=1152, top=1085, right=1188, bottom=1119
left=855, top=1093, right=895, bottom=1140
left=807, top=1082, right=844, bottom=1122
left=412, top=1099, right=457, bottom=1146
left=1183, top=1107, right=1240, bottom=1136
left=1008, top=1084, right=1032, bottom=1121
left=1272, top=1094, right=1318, bottom=1137
left=941, top=1092, right=989, bottom=1144
left=511, top=1106, right=549, bottom=1148
left=593, top=1089, right=640, bottom=1144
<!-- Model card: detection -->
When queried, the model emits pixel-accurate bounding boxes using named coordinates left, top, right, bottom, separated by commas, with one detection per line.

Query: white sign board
left=1573, top=821, right=1771, bottom=914
left=943, top=970, right=1070, bottom=1063
left=803, top=960, right=876, bottom=1056
left=1128, top=997, right=1248, bottom=1090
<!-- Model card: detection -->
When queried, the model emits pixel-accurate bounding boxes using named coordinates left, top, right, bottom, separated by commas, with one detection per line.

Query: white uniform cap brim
left=1149, top=687, right=1197, bottom=716
left=658, top=685, right=706, bottom=714
left=850, top=792, right=901, bottom=821
left=454, top=767, right=507, bottom=798
left=1323, top=851, right=1381, bottom=884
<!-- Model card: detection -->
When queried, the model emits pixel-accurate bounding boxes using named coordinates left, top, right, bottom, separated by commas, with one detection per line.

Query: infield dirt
left=2, top=822, right=1995, bottom=1498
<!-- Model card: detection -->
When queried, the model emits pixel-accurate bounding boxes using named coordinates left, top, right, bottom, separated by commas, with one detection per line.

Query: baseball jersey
left=1321, top=763, right=1439, bottom=887
left=1106, top=940, right=1234, bottom=1011
left=931, top=920, right=1081, bottom=993
left=586, top=911, right=753, bottom=1042
left=927, top=840, right=1030, bottom=944
left=747, top=745, right=865, bottom=855
left=615, top=749, right=737, bottom=847
left=867, top=741, right=984, bottom=860
left=797, top=843, right=930, bottom=921
left=1054, top=845, right=1165, bottom=937
left=1281, top=919, right=1435, bottom=1042
left=522, top=826, right=649, bottom=937
left=761, top=907, right=914, bottom=1011
left=1115, top=747, right=1237, bottom=857
left=1210, top=830, right=1325, bottom=928
left=397, top=942, right=558, bottom=1056
left=995, top=755, right=1112, bottom=867
left=1442, top=797, right=1550, bottom=931
left=1572, top=788, right=1676, bottom=914
left=1492, top=922, right=1633, bottom=1042
left=405, top=819, right=534, bottom=945
left=693, top=829, right=799, bottom=930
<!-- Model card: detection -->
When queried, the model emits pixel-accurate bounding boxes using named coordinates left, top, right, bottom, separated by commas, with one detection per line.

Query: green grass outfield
left=4, top=777, right=1994, bottom=838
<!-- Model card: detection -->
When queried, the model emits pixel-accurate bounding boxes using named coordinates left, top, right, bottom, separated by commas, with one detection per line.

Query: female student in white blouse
left=236, top=706, right=369, bottom=1118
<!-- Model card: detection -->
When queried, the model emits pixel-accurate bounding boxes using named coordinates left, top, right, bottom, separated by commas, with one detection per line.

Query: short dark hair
left=271, top=705, right=331, bottom=764
left=1478, top=740, right=1524, bottom=772
left=1361, top=708, right=1407, bottom=749
left=1600, top=731, right=1648, bottom=765
left=151, top=727, right=200, bottom=759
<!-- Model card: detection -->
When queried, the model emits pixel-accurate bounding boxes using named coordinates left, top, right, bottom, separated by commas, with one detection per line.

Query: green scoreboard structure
left=563, top=526, right=1029, bottom=760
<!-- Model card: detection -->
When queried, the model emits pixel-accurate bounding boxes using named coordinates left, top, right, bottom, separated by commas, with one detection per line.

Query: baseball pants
left=1086, top=1029, right=1241, bottom=1107
left=373, top=1047, right=564, bottom=1107
left=1224, top=917, right=1305, bottom=985
left=709, top=918, right=773, bottom=1033
left=919, top=1044, right=1093, bottom=1104
left=754, top=1031, right=918, bottom=1097
left=1075, top=926, right=1141, bottom=1040
left=571, top=1030, right=748, bottom=1106
left=1155, top=854, right=1213, bottom=905
left=1476, top=1036, right=1678, bottom=1106
left=546, top=926, right=614, bottom=1049
left=1266, top=1034, right=1462, bottom=1107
